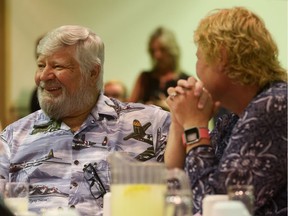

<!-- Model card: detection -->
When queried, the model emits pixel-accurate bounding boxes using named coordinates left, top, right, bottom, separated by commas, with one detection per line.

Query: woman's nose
left=153, top=49, right=164, bottom=61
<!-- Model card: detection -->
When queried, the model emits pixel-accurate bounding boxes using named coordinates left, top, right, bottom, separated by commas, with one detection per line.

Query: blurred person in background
left=104, top=79, right=127, bottom=102
left=128, top=26, right=189, bottom=110
left=30, top=35, right=46, bottom=113
left=30, top=87, right=40, bottom=113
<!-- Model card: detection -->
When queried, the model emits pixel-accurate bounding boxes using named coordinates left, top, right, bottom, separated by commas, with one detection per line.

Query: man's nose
left=39, top=66, right=55, bottom=81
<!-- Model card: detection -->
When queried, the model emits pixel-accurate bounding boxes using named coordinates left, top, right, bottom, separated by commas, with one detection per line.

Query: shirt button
left=74, top=160, right=79, bottom=165
left=91, top=120, right=95, bottom=124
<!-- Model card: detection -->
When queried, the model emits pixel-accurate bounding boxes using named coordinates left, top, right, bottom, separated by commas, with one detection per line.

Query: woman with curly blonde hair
left=165, top=7, right=287, bottom=216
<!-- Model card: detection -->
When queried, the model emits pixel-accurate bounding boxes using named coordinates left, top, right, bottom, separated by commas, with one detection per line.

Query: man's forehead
left=37, top=47, right=77, bottom=61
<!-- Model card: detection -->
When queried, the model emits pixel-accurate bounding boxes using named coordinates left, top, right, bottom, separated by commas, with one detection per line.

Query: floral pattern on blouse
left=186, top=82, right=287, bottom=216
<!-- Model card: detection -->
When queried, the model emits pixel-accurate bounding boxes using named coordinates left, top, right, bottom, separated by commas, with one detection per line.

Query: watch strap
left=198, top=127, right=209, bottom=139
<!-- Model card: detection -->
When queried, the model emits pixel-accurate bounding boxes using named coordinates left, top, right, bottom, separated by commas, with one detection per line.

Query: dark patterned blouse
left=186, top=81, right=287, bottom=216
left=136, top=71, right=189, bottom=103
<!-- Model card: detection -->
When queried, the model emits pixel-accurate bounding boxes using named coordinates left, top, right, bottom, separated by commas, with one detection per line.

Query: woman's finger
left=187, top=76, right=197, bottom=87
left=194, top=81, right=204, bottom=97
left=167, top=87, right=176, bottom=95
left=197, top=90, right=209, bottom=109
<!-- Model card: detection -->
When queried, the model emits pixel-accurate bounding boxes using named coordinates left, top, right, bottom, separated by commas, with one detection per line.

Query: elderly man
left=0, top=25, right=170, bottom=216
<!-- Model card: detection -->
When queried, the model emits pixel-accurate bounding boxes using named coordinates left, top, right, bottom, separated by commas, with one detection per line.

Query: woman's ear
left=219, top=47, right=228, bottom=66
left=216, top=47, right=228, bottom=73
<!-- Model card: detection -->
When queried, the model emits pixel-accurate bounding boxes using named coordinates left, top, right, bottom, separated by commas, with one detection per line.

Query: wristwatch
left=182, top=127, right=210, bottom=147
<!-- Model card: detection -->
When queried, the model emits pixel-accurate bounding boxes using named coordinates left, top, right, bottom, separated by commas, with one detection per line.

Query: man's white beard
left=38, top=78, right=96, bottom=120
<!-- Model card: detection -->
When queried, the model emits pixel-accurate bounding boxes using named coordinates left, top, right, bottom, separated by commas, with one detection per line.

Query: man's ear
left=91, top=64, right=100, bottom=79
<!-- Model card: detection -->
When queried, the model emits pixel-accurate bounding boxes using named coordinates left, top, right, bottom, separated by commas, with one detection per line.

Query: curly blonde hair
left=194, top=7, right=287, bottom=87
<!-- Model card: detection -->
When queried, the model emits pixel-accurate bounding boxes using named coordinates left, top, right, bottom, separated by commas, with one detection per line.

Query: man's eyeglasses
left=83, top=163, right=107, bottom=200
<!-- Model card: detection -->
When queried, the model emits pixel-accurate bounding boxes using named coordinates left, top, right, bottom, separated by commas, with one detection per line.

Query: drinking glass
left=4, top=182, right=29, bottom=215
left=164, top=189, right=193, bottom=216
left=227, top=185, right=254, bottom=216
left=0, top=179, right=7, bottom=199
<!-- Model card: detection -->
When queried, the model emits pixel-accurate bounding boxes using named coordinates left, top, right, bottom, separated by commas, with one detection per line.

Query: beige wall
left=2, top=0, right=287, bottom=127
left=0, top=1, right=6, bottom=127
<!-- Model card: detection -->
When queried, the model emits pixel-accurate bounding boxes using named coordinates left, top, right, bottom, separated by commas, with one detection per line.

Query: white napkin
left=211, top=200, right=250, bottom=216
left=103, top=192, right=111, bottom=216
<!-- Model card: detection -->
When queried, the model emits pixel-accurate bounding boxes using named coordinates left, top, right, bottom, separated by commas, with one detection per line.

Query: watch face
left=183, top=127, right=210, bottom=146
left=187, top=132, right=198, bottom=141
left=185, top=128, right=199, bottom=143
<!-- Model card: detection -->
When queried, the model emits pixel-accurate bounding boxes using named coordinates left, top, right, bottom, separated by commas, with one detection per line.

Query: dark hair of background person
left=30, top=87, right=40, bottom=113
left=29, top=35, right=44, bottom=113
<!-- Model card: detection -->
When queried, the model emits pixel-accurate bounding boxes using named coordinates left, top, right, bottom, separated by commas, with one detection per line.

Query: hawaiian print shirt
left=187, top=81, right=287, bottom=216
left=0, top=94, right=171, bottom=216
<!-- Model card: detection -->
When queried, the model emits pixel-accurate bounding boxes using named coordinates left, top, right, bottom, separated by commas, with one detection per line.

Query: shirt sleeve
left=153, top=109, right=171, bottom=162
left=0, top=127, right=12, bottom=180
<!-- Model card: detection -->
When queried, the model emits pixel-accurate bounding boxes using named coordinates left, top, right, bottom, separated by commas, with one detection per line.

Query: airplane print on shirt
left=31, top=120, right=61, bottom=135
left=9, top=149, right=70, bottom=173
left=72, top=134, right=108, bottom=150
left=123, top=119, right=166, bottom=161
left=123, top=119, right=153, bottom=145
left=104, top=98, right=144, bottom=117
left=29, top=184, right=69, bottom=199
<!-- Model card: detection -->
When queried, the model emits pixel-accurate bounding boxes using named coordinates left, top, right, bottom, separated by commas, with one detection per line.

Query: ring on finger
left=169, top=92, right=177, bottom=100
left=170, top=92, right=177, bottom=97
